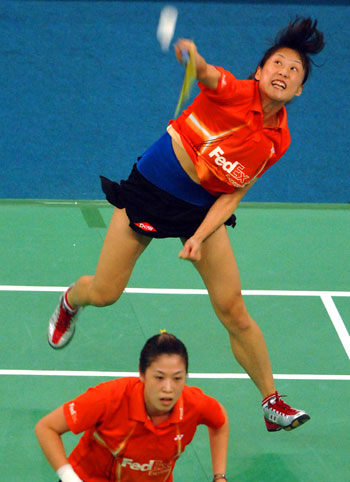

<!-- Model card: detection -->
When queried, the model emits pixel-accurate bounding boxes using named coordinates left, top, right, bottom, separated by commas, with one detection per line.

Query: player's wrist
left=212, top=474, right=227, bottom=481
left=56, top=464, right=83, bottom=482
left=189, top=232, right=205, bottom=245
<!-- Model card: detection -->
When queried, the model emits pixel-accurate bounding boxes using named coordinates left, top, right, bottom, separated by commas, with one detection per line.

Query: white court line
left=321, top=294, right=350, bottom=359
left=1, top=285, right=349, bottom=362
left=0, top=285, right=350, bottom=297
left=0, top=369, right=349, bottom=380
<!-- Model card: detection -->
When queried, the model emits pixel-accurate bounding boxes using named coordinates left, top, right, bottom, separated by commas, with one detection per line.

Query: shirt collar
left=251, top=80, right=263, bottom=114
left=129, top=380, right=184, bottom=426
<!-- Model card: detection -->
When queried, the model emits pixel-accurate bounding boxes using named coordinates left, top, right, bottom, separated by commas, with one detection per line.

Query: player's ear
left=139, top=366, right=145, bottom=382
left=295, top=84, right=304, bottom=96
left=255, top=66, right=261, bottom=81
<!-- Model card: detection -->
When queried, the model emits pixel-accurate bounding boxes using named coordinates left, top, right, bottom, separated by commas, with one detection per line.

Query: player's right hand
left=178, top=237, right=202, bottom=262
left=174, top=38, right=197, bottom=64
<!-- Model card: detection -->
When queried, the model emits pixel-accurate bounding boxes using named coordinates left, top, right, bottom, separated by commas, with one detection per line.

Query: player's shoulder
left=200, top=66, right=256, bottom=105
left=181, top=385, right=222, bottom=421
left=182, top=384, right=212, bottom=404
left=109, top=376, right=140, bottom=392
left=91, top=377, right=140, bottom=400
left=215, top=66, right=253, bottom=86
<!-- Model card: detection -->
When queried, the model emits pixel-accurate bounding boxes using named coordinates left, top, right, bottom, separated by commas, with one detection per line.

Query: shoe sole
left=283, top=413, right=311, bottom=431
left=266, top=413, right=311, bottom=432
left=47, top=325, right=76, bottom=350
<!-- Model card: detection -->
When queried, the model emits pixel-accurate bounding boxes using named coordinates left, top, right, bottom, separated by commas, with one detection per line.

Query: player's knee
left=216, top=293, right=251, bottom=333
left=88, top=284, right=122, bottom=307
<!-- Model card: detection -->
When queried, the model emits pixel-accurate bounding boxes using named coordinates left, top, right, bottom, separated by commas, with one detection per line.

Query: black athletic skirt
left=100, top=164, right=236, bottom=239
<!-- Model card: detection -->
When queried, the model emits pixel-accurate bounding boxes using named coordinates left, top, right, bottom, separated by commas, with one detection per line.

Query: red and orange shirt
left=63, top=377, right=225, bottom=481
left=168, top=67, right=291, bottom=195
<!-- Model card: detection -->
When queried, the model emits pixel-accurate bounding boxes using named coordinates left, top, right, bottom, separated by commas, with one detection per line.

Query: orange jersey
left=168, top=67, right=291, bottom=195
left=63, top=377, right=225, bottom=482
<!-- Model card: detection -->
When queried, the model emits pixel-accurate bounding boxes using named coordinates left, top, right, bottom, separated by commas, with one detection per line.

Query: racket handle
left=180, top=48, right=189, bottom=65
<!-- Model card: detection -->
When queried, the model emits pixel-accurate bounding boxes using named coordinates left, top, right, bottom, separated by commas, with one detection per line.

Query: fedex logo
left=69, top=402, right=78, bottom=423
left=121, top=458, right=154, bottom=471
left=209, top=146, right=249, bottom=183
left=121, top=458, right=173, bottom=476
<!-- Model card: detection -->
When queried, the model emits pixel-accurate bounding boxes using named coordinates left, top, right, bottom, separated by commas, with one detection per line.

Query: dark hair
left=253, top=17, right=325, bottom=84
left=139, top=333, right=189, bottom=374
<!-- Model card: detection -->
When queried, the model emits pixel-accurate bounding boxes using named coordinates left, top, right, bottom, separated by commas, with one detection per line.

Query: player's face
left=140, top=354, right=187, bottom=417
left=255, top=47, right=305, bottom=104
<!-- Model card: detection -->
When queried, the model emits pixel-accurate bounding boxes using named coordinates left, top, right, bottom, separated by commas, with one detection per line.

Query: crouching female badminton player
left=47, top=17, right=324, bottom=432
left=36, top=333, right=229, bottom=482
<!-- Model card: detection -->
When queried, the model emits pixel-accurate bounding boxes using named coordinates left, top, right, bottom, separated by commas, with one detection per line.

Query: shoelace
left=272, top=395, right=290, bottom=410
left=268, top=392, right=299, bottom=416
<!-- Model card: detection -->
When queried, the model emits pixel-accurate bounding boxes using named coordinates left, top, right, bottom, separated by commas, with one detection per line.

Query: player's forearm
left=208, top=408, right=229, bottom=476
left=174, top=39, right=220, bottom=88
left=194, top=53, right=221, bottom=88
left=35, top=420, right=69, bottom=472
left=192, top=49, right=209, bottom=78
left=191, top=193, right=240, bottom=244
left=192, top=179, right=256, bottom=243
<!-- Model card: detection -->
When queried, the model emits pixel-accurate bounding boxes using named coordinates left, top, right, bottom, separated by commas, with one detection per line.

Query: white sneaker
left=48, top=293, right=81, bottom=349
left=262, top=392, right=310, bottom=432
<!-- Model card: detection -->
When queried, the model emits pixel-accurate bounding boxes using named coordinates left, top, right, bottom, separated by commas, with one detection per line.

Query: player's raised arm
left=174, top=38, right=221, bottom=89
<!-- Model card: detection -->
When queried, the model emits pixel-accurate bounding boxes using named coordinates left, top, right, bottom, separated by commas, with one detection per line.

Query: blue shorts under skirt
left=137, top=132, right=217, bottom=206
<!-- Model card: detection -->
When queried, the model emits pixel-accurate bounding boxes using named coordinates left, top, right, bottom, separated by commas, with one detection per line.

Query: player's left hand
left=178, top=237, right=202, bottom=262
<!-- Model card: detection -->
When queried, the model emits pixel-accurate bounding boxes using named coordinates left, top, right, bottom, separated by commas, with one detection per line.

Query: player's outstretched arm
left=35, top=406, right=83, bottom=482
left=208, top=404, right=229, bottom=481
left=173, top=38, right=221, bottom=89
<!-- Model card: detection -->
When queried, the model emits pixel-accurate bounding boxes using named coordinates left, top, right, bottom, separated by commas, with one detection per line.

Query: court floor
left=1, top=200, right=349, bottom=481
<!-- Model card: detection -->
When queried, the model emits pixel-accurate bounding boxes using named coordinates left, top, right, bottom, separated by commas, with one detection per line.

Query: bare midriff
left=167, top=125, right=201, bottom=184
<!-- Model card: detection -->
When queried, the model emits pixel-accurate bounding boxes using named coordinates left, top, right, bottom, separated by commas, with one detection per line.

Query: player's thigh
left=184, top=225, right=244, bottom=315
left=93, top=208, right=152, bottom=295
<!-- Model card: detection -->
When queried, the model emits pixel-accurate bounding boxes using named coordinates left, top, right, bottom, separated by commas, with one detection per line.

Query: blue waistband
left=137, top=132, right=217, bottom=206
